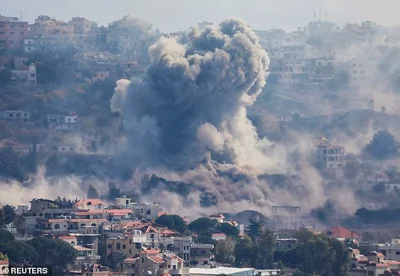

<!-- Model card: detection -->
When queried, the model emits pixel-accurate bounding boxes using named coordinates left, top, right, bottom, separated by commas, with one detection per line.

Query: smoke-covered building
left=315, top=137, right=345, bottom=169
left=47, top=114, right=78, bottom=130
left=0, top=110, right=30, bottom=121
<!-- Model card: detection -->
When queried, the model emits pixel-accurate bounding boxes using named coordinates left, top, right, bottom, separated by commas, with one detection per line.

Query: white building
left=11, top=64, right=36, bottom=84
left=47, top=114, right=78, bottom=130
left=127, top=202, right=160, bottom=221
left=378, top=239, right=400, bottom=261
left=315, top=137, right=345, bottom=169
left=56, top=144, right=84, bottom=154
left=189, top=267, right=255, bottom=276
left=0, top=110, right=30, bottom=121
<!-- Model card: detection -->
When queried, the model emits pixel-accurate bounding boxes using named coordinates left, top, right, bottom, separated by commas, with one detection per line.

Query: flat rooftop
left=189, top=267, right=254, bottom=275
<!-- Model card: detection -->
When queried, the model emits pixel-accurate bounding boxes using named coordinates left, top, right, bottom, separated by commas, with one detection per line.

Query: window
left=10, top=32, right=14, bottom=35
left=55, top=224, right=60, bottom=229
left=129, top=249, right=132, bottom=254
left=396, top=251, right=400, bottom=255
left=123, top=245, right=126, bottom=249
left=141, top=257, right=144, bottom=263
left=20, top=32, right=24, bottom=35
left=116, top=242, right=121, bottom=250
left=107, top=244, right=112, bottom=249
left=11, top=25, right=15, bottom=28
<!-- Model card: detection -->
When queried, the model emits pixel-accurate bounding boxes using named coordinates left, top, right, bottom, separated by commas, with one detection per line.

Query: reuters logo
left=1, top=266, right=9, bottom=275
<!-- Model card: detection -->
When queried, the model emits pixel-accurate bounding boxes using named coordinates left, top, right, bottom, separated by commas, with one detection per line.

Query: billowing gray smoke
left=111, top=18, right=277, bottom=171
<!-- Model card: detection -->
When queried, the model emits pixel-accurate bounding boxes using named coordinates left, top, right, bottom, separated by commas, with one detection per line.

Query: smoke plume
left=111, top=18, right=279, bottom=172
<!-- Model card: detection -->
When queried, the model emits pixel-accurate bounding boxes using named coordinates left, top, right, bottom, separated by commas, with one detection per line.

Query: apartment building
left=0, top=110, right=30, bottom=121
left=35, top=217, right=106, bottom=235
left=47, top=114, right=78, bottom=130
left=190, top=244, right=214, bottom=267
left=122, top=249, right=189, bottom=276
left=127, top=202, right=160, bottom=221
left=11, top=64, right=36, bottom=84
left=0, top=16, right=29, bottom=50
left=315, top=137, right=345, bottom=168
left=29, top=15, right=74, bottom=40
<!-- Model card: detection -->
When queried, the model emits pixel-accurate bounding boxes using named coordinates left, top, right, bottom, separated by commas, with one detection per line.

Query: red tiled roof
left=124, top=257, right=138, bottom=264
left=327, top=226, right=360, bottom=239
left=148, top=256, right=164, bottom=263
left=0, top=260, right=9, bottom=265
left=59, top=235, right=76, bottom=240
left=212, top=233, right=227, bottom=236
left=143, top=249, right=159, bottom=255
left=48, top=218, right=107, bottom=223
left=74, top=246, right=93, bottom=251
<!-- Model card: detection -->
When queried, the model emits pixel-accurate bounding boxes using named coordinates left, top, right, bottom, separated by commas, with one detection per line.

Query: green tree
left=0, top=241, right=37, bottom=265
left=26, top=237, right=77, bottom=270
left=214, top=238, right=235, bottom=264
left=248, top=217, right=263, bottom=240
left=253, top=230, right=276, bottom=269
left=107, top=182, right=121, bottom=200
left=217, top=223, right=239, bottom=237
left=87, top=184, right=100, bottom=199
left=0, top=229, right=15, bottom=242
left=365, top=130, right=399, bottom=160
left=0, top=252, right=7, bottom=260
left=234, top=236, right=256, bottom=267
left=155, top=214, right=187, bottom=233
left=188, top=217, right=217, bottom=234
left=2, top=205, right=16, bottom=225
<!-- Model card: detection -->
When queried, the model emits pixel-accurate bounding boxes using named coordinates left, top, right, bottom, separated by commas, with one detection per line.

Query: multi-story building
left=0, top=110, right=30, bottom=121
left=47, top=114, right=78, bottom=130
left=315, top=137, right=345, bottom=169
left=377, top=239, right=400, bottom=261
left=59, top=235, right=101, bottom=268
left=190, top=244, right=214, bottom=267
left=122, top=249, right=189, bottom=276
left=35, top=217, right=106, bottom=235
left=29, top=15, right=74, bottom=41
left=127, top=203, right=160, bottom=221
left=348, top=248, right=400, bottom=276
left=11, top=64, right=36, bottom=84
left=0, top=16, right=29, bottom=50
left=106, top=231, right=146, bottom=260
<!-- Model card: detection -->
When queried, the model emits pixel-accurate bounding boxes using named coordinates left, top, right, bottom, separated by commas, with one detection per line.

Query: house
left=315, top=137, right=345, bottom=169
left=378, top=239, right=400, bottom=261
left=0, top=16, right=29, bottom=50
left=211, top=233, right=227, bottom=241
left=326, top=226, right=361, bottom=240
left=121, top=249, right=189, bottom=276
left=106, top=233, right=144, bottom=260
left=209, top=214, right=225, bottom=223
left=127, top=202, right=160, bottom=221
left=190, top=244, right=214, bottom=267
left=35, top=218, right=106, bottom=235
left=0, top=139, right=28, bottom=153
left=74, top=245, right=101, bottom=268
left=56, top=144, right=84, bottom=154
left=0, top=110, right=30, bottom=121
left=349, top=248, right=400, bottom=276
left=58, top=235, right=78, bottom=246
left=47, top=114, right=78, bottom=130
left=11, top=64, right=36, bottom=84
left=275, top=238, right=298, bottom=250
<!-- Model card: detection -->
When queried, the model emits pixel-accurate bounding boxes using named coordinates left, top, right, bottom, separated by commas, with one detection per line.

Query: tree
left=2, top=205, right=16, bottom=225
left=155, top=214, right=187, bottom=233
left=0, top=241, right=37, bottom=265
left=0, top=252, right=7, bottom=260
left=0, top=229, right=15, bottom=243
left=0, top=69, right=12, bottom=86
left=214, top=238, right=235, bottom=264
left=87, top=184, right=100, bottom=199
left=252, top=230, right=276, bottom=269
left=107, top=182, right=121, bottom=200
left=217, top=223, right=239, bottom=237
left=364, top=130, right=399, bottom=160
left=248, top=217, right=263, bottom=240
left=26, top=237, right=77, bottom=271
left=188, top=217, right=217, bottom=234
left=234, top=236, right=256, bottom=267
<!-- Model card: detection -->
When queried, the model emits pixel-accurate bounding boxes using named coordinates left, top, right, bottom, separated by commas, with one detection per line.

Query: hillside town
left=2, top=8, right=400, bottom=276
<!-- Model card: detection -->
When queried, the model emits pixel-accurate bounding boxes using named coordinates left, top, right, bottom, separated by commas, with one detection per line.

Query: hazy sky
left=3, top=0, right=400, bottom=32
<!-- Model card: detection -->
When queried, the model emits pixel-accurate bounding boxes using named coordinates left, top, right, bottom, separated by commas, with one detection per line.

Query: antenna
left=19, top=4, right=24, bottom=21
left=368, top=94, right=374, bottom=110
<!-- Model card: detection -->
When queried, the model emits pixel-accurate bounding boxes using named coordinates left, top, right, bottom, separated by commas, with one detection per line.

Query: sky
left=3, top=0, right=400, bottom=32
